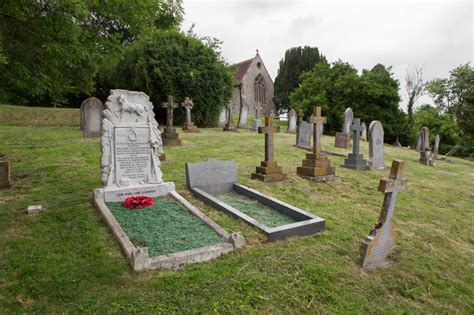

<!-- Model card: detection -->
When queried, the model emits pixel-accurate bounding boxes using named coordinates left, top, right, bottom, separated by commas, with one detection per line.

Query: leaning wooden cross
left=251, top=112, right=287, bottom=182
left=161, top=95, right=181, bottom=146
left=181, top=97, right=199, bottom=133
left=296, top=106, right=336, bottom=182
left=360, top=160, right=408, bottom=271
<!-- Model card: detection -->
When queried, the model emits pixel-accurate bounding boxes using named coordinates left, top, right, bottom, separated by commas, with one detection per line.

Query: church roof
left=230, top=57, right=255, bottom=82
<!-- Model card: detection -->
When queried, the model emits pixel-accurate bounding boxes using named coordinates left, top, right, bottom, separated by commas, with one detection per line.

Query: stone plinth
left=297, top=153, right=336, bottom=182
left=162, top=127, right=182, bottom=146
left=182, top=122, right=199, bottom=133
left=251, top=161, right=288, bottom=182
left=342, top=153, right=370, bottom=170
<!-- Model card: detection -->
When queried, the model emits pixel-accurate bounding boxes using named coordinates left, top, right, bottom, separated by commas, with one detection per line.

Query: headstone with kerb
left=251, top=113, right=287, bottom=182
left=161, top=95, right=182, bottom=146
left=0, top=161, right=11, bottom=189
left=181, top=97, right=199, bottom=133
left=238, top=105, right=249, bottom=128
left=287, top=109, right=297, bottom=133
left=297, top=107, right=336, bottom=182
left=250, top=102, right=263, bottom=132
left=361, top=122, right=367, bottom=141
left=368, top=121, right=384, bottom=169
left=360, top=160, right=407, bottom=271
left=342, top=118, right=370, bottom=170
left=81, top=97, right=104, bottom=138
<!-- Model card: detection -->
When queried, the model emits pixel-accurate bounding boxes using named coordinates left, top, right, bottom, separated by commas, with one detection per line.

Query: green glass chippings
left=216, top=191, right=297, bottom=228
left=107, top=197, right=225, bottom=257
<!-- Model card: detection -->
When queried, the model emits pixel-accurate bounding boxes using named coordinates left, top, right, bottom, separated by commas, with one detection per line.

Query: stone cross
left=360, top=160, right=408, bottom=271
left=181, top=97, right=193, bottom=125
left=258, top=113, right=280, bottom=162
left=351, top=118, right=364, bottom=156
left=161, top=95, right=179, bottom=128
left=309, top=107, right=326, bottom=155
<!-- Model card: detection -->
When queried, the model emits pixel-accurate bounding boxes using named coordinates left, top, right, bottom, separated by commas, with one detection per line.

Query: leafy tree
left=273, top=46, right=326, bottom=114
left=290, top=61, right=406, bottom=144
left=109, top=30, right=233, bottom=127
left=0, top=0, right=183, bottom=106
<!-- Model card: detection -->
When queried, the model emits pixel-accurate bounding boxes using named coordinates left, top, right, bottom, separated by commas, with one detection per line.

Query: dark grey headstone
left=297, top=121, right=312, bottom=149
left=186, top=159, right=237, bottom=194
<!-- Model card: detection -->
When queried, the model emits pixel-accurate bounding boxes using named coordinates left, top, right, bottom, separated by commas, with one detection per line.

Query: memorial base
left=297, top=153, right=336, bottom=182
left=251, top=161, right=287, bottom=182
left=162, top=127, right=182, bottom=146
left=183, top=122, right=200, bottom=133
left=342, top=154, right=370, bottom=170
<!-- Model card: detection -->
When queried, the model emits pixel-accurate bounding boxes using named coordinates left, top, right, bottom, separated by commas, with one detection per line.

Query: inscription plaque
left=186, top=159, right=237, bottom=194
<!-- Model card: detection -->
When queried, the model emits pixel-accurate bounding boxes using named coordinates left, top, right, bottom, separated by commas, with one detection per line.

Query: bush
left=108, top=30, right=233, bottom=127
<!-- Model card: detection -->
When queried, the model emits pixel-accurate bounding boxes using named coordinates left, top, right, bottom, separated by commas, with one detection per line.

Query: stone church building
left=229, top=51, right=275, bottom=116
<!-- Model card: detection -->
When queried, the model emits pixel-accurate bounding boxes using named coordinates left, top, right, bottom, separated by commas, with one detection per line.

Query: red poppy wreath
left=123, top=196, right=154, bottom=209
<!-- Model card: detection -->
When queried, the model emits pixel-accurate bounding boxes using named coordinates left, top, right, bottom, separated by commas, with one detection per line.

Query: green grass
left=0, top=105, right=473, bottom=313
left=107, top=196, right=225, bottom=257
left=217, top=191, right=297, bottom=228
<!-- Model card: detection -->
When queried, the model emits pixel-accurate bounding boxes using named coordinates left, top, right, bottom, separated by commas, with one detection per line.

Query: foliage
left=273, top=46, right=326, bottom=114
left=412, top=104, right=460, bottom=154
left=109, top=30, right=233, bottom=127
left=0, top=0, right=183, bottom=106
left=290, top=61, right=407, bottom=144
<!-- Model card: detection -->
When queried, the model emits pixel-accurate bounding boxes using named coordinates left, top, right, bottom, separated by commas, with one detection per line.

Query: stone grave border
left=186, top=160, right=325, bottom=242
left=94, top=183, right=242, bottom=271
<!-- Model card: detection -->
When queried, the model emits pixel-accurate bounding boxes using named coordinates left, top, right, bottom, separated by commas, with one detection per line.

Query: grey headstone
left=297, top=121, right=312, bottom=149
left=81, top=97, right=104, bottom=138
left=342, top=118, right=369, bottom=170
left=342, top=107, right=354, bottom=136
left=368, top=121, right=384, bottom=169
left=433, top=134, right=440, bottom=160
left=287, top=109, right=297, bottom=133
left=238, top=106, right=249, bottom=128
left=185, top=159, right=237, bottom=195
left=218, top=107, right=227, bottom=127
left=361, top=122, right=367, bottom=141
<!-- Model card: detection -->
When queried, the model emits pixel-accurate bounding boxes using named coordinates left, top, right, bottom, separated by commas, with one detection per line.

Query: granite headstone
left=297, top=121, right=312, bottom=149
left=368, top=121, right=384, bottom=169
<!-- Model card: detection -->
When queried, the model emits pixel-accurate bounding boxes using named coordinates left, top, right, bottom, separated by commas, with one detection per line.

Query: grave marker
left=0, top=161, right=11, bottom=189
left=433, top=134, right=440, bottom=162
left=297, top=107, right=336, bottom=182
left=287, top=109, right=297, bottom=133
left=218, top=107, right=227, bottom=128
left=81, top=97, right=104, bottom=138
left=161, top=95, right=182, bottom=146
left=295, top=109, right=304, bottom=145
left=250, top=102, right=263, bottom=132
left=342, top=118, right=370, bottom=170
left=296, top=121, right=312, bottom=149
left=419, top=126, right=432, bottom=166
left=251, top=113, right=287, bottom=182
left=181, top=97, right=199, bottom=133
left=360, top=160, right=407, bottom=271
left=368, top=120, right=384, bottom=169
left=361, top=122, right=367, bottom=141
left=238, top=105, right=249, bottom=128
left=223, top=104, right=238, bottom=131
left=335, top=107, right=353, bottom=148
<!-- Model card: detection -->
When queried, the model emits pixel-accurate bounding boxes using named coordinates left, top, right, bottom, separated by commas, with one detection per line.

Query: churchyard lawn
left=0, top=105, right=472, bottom=313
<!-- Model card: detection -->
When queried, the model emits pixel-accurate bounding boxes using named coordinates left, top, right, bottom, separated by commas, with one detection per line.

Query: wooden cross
left=351, top=118, right=364, bottom=156
left=161, top=95, right=179, bottom=128
left=309, top=107, right=326, bottom=154
left=181, top=97, right=193, bottom=124
left=377, top=160, right=408, bottom=223
left=258, top=114, right=280, bottom=162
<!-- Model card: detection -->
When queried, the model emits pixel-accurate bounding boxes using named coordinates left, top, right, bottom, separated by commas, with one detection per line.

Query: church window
left=254, top=74, right=266, bottom=104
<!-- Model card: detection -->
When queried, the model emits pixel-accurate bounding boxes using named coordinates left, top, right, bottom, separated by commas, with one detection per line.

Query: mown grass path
left=0, top=110, right=473, bottom=313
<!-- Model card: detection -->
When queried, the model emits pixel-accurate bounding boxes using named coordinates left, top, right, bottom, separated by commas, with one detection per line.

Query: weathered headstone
left=287, top=109, right=297, bottom=133
left=161, top=95, right=182, bottom=146
left=361, top=122, right=367, bottom=141
left=80, top=97, right=104, bottom=138
left=335, top=107, right=353, bottom=148
left=433, top=134, right=440, bottom=161
left=444, top=145, right=459, bottom=157
left=296, top=121, right=312, bottom=149
left=250, top=102, right=263, bottom=132
left=238, top=105, right=249, bottom=128
left=297, top=107, right=336, bottom=182
left=368, top=121, right=384, bottom=169
left=0, top=161, right=11, bottom=189
left=100, top=90, right=166, bottom=199
left=295, top=109, right=304, bottom=145
left=223, top=104, right=238, bottom=131
left=251, top=113, right=287, bottom=182
left=218, top=107, right=227, bottom=128
left=360, top=160, right=407, bottom=271
left=419, top=126, right=432, bottom=165
left=181, top=97, right=199, bottom=133
left=342, top=118, right=370, bottom=170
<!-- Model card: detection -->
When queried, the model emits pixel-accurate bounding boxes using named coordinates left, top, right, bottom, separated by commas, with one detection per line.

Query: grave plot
left=186, top=159, right=325, bottom=242
left=94, top=90, right=243, bottom=271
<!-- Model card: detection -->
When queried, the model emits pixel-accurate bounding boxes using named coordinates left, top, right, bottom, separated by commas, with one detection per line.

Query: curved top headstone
left=80, top=97, right=103, bottom=131
left=81, top=97, right=104, bottom=138
left=368, top=120, right=384, bottom=169
left=342, top=107, right=354, bottom=135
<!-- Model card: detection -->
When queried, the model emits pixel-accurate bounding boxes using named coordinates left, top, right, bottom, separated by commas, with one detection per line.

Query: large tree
left=405, top=66, right=424, bottom=126
left=273, top=46, right=326, bottom=114
left=110, top=30, right=233, bottom=127
left=0, top=0, right=183, bottom=106
left=290, top=61, right=406, bottom=143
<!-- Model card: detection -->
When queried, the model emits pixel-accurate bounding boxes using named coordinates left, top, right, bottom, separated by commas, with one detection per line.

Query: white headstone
left=287, top=109, right=297, bottom=133
left=361, top=122, right=367, bottom=141
left=81, top=97, right=104, bottom=137
left=342, top=107, right=354, bottom=136
left=238, top=106, right=249, bottom=128
left=101, top=90, right=164, bottom=197
left=218, top=107, right=227, bottom=127
left=368, top=121, right=384, bottom=169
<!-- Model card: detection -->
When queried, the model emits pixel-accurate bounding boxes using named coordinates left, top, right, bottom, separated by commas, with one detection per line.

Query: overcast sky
left=182, top=0, right=473, bottom=110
